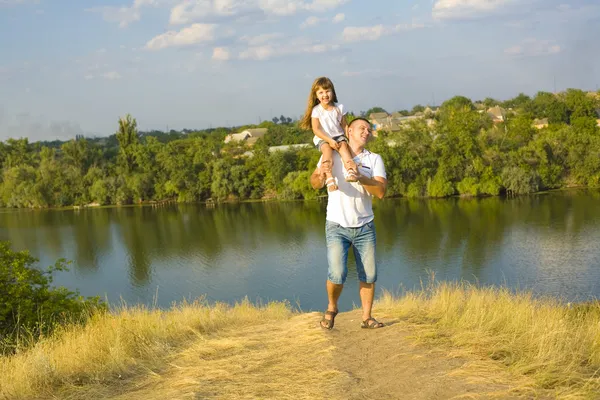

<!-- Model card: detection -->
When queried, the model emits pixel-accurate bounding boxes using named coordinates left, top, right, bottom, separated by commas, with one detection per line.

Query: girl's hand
left=328, top=139, right=339, bottom=150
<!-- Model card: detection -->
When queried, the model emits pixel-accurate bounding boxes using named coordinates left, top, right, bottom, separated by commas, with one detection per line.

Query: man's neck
left=349, top=142, right=365, bottom=158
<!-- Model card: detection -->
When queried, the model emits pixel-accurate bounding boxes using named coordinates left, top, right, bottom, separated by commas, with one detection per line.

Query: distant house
left=368, top=112, right=390, bottom=133
left=224, top=128, right=268, bottom=145
left=369, top=111, right=430, bottom=134
left=487, top=106, right=506, bottom=123
left=533, top=118, right=549, bottom=129
left=243, top=143, right=311, bottom=158
left=224, top=132, right=250, bottom=144
left=268, top=144, right=311, bottom=153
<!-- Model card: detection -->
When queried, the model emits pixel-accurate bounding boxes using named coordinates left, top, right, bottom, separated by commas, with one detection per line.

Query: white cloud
left=170, top=0, right=255, bottom=24
left=212, top=47, right=230, bottom=61
left=145, top=24, right=221, bottom=50
left=504, top=38, right=561, bottom=57
left=300, top=16, right=321, bottom=28
left=239, top=45, right=275, bottom=60
left=304, top=0, right=348, bottom=12
left=87, top=5, right=141, bottom=28
left=239, top=32, right=283, bottom=46
left=343, top=25, right=385, bottom=42
left=332, top=13, right=344, bottom=23
left=102, top=71, right=123, bottom=80
left=169, top=0, right=347, bottom=25
left=259, top=0, right=303, bottom=16
left=239, top=37, right=339, bottom=60
left=87, top=0, right=164, bottom=27
left=395, top=22, right=426, bottom=31
left=342, top=22, right=425, bottom=42
left=432, top=0, right=520, bottom=20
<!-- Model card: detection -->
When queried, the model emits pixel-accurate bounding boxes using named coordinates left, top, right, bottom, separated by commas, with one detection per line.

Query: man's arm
left=357, top=175, right=387, bottom=199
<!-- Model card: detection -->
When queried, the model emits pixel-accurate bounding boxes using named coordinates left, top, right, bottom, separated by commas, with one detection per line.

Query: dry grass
left=107, top=312, right=342, bottom=400
left=0, top=298, right=318, bottom=400
left=5, top=281, right=600, bottom=399
left=376, top=280, right=600, bottom=399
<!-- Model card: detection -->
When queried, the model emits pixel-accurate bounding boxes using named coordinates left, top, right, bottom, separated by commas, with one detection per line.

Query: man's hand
left=311, top=162, right=332, bottom=190
left=320, top=160, right=332, bottom=175
left=356, top=172, right=387, bottom=199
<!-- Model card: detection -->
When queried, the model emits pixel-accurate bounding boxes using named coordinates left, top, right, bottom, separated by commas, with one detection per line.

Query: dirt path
left=325, top=309, right=537, bottom=400
left=98, top=310, right=543, bottom=400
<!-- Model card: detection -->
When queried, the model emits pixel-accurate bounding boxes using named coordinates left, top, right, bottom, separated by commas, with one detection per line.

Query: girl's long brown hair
left=299, top=77, right=339, bottom=130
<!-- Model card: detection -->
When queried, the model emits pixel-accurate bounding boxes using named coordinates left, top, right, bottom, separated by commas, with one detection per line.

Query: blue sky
left=1, top=0, right=599, bottom=141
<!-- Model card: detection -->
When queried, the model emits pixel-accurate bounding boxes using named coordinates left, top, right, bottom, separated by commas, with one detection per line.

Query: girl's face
left=315, top=86, right=333, bottom=106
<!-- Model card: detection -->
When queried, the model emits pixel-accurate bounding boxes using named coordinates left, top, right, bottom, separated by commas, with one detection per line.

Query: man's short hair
left=348, top=117, right=372, bottom=130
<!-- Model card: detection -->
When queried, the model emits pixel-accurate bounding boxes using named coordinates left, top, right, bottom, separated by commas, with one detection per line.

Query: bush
left=0, top=242, right=106, bottom=354
left=457, top=177, right=480, bottom=197
left=501, top=166, right=540, bottom=195
left=427, top=173, right=455, bottom=198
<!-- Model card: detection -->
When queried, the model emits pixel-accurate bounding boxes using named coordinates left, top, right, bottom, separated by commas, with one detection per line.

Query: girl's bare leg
left=338, top=141, right=358, bottom=182
left=320, top=143, right=338, bottom=191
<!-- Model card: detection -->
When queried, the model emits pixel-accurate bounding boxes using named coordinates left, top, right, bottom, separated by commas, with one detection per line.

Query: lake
left=2, top=190, right=600, bottom=312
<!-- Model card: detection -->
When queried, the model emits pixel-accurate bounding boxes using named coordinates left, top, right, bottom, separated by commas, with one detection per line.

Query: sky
left=1, top=0, right=599, bottom=141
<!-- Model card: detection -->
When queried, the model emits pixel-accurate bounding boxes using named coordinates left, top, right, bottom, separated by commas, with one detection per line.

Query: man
left=310, top=117, right=387, bottom=330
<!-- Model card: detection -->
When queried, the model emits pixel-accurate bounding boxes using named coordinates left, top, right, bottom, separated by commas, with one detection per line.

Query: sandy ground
left=83, top=308, right=555, bottom=400
left=325, top=309, right=542, bottom=400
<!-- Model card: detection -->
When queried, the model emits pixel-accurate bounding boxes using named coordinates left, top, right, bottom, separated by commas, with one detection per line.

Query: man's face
left=348, top=120, right=372, bottom=146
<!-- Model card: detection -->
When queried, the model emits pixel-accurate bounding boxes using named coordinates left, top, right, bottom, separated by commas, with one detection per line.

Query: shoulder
left=311, top=104, right=322, bottom=117
left=363, top=149, right=381, bottom=161
left=364, top=150, right=386, bottom=169
left=335, top=103, right=346, bottom=114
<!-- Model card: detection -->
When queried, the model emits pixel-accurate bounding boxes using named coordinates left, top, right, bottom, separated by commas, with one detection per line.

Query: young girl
left=300, top=77, right=358, bottom=192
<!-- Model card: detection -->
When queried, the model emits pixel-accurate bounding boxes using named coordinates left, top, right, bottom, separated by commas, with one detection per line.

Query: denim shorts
left=325, top=219, right=377, bottom=285
left=316, top=135, right=348, bottom=150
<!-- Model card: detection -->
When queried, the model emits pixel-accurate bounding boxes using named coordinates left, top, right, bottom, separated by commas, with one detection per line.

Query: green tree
left=564, top=88, right=597, bottom=121
left=439, top=96, right=475, bottom=112
left=0, top=241, right=105, bottom=353
left=528, top=92, right=568, bottom=124
left=116, top=114, right=140, bottom=174
left=411, top=104, right=425, bottom=114
left=502, top=93, right=531, bottom=110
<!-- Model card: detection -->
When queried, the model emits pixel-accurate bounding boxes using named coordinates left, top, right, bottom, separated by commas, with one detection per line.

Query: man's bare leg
left=359, top=281, right=384, bottom=328
left=321, top=280, right=343, bottom=328
left=359, top=281, right=375, bottom=321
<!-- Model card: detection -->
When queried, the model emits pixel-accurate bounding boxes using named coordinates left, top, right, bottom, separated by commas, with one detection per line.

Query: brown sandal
left=361, top=317, right=384, bottom=329
left=320, top=310, right=338, bottom=330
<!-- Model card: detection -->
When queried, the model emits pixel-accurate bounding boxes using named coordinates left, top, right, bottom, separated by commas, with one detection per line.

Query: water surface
left=1, top=190, right=599, bottom=311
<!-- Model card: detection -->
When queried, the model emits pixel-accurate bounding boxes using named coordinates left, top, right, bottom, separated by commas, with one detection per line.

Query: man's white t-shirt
left=311, top=103, right=346, bottom=147
left=318, top=149, right=387, bottom=228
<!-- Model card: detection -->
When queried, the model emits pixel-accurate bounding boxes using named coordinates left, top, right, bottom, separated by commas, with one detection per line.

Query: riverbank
left=2, top=282, right=600, bottom=399
left=0, top=186, right=597, bottom=213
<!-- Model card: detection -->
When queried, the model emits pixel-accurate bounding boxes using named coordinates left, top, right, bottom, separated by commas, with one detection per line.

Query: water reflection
left=1, top=190, right=599, bottom=310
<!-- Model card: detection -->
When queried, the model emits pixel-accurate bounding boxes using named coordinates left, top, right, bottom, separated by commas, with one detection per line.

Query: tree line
left=0, top=88, right=599, bottom=208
